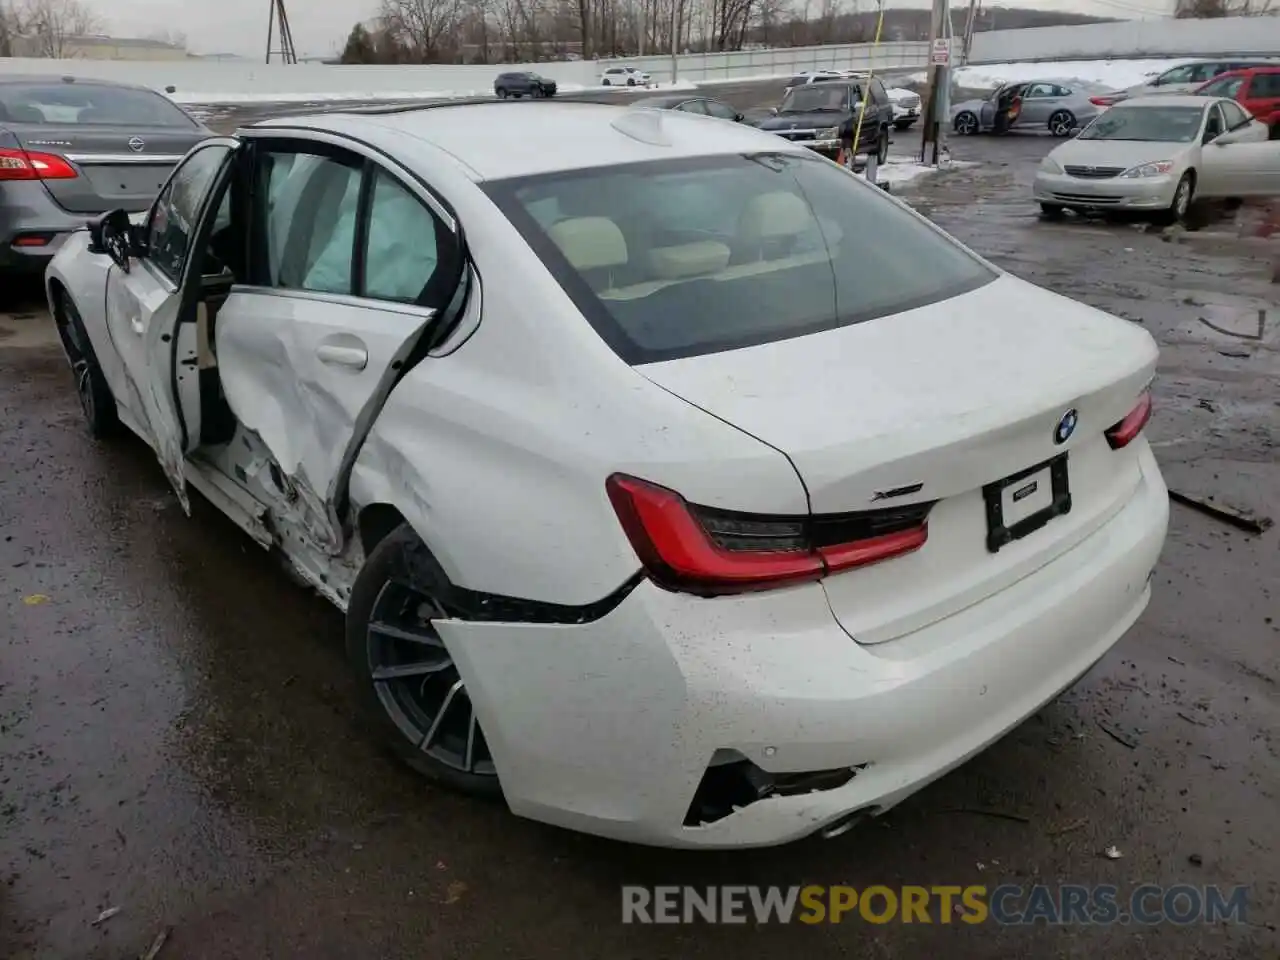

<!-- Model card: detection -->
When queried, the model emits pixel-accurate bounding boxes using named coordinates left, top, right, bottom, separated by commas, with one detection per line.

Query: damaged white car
left=47, top=101, right=1169, bottom=849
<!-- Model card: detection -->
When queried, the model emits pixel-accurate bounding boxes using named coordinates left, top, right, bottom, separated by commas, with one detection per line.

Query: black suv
left=494, top=72, right=557, bottom=99
left=756, top=77, right=894, bottom=164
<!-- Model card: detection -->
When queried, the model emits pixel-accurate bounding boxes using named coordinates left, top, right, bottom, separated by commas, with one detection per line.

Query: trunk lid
left=638, top=274, right=1158, bottom=644
left=9, top=124, right=200, bottom=214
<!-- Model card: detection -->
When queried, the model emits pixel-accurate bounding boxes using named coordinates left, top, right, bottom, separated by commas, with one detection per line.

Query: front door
left=1199, top=139, right=1280, bottom=197
left=211, top=138, right=465, bottom=553
left=104, top=138, right=239, bottom=511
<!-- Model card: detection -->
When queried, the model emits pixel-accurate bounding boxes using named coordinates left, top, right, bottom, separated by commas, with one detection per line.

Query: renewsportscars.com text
left=621, top=884, right=1249, bottom=925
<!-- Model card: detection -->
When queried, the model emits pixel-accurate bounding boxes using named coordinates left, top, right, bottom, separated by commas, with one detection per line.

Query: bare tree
left=18, top=0, right=101, bottom=57
left=381, top=0, right=468, bottom=61
left=0, top=0, right=26, bottom=56
left=1175, top=0, right=1276, bottom=13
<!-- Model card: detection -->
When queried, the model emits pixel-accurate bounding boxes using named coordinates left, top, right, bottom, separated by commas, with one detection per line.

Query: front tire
left=954, top=111, right=978, bottom=136
left=496, top=88, right=508, bottom=99
left=876, top=127, right=889, bottom=165
left=55, top=294, right=119, bottom=439
left=1157, top=172, right=1194, bottom=226
left=1048, top=109, right=1075, bottom=138
left=1039, top=202, right=1066, bottom=220
left=345, top=524, right=502, bottom=798
left=894, top=119, right=915, bottom=131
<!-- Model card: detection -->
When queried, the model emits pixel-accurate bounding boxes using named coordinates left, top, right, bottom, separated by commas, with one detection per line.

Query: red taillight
left=1089, top=96, right=1114, bottom=106
left=1105, top=392, right=1152, bottom=450
left=606, top=474, right=931, bottom=595
left=0, top=147, right=78, bottom=181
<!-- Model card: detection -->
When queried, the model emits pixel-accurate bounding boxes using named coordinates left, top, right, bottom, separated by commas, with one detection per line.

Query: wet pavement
left=2, top=103, right=1278, bottom=960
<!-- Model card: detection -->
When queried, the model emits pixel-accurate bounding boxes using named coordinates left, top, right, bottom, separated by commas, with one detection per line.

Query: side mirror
left=1202, top=129, right=1219, bottom=145
left=87, top=209, right=141, bottom=272
left=1069, top=126, right=1082, bottom=136
left=770, top=106, right=779, bottom=115
left=735, top=112, right=744, bottom=122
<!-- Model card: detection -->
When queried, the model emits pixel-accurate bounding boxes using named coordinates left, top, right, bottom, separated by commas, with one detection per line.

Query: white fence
left=0, top=41, right=929, bottom=100
left=968, top=15, right=1280, bottom=64
left=610, top=40, right=930, bottom=84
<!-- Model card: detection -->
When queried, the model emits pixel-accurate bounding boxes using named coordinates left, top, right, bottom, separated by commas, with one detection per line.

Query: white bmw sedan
left=45, top=100, right=1168, bottom=848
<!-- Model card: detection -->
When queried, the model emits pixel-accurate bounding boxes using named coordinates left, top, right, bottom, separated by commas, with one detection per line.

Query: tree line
left=339, top=0, right=1129, bottom=64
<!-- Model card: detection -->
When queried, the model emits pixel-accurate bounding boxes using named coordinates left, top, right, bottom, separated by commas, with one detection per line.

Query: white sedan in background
left=1034, top=95, right=1280, bottom=223
left=47, top=100, right=1167, bottom=848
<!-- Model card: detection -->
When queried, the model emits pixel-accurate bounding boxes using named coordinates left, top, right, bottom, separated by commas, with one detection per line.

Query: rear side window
left=484, top=153, right=994, bottom=364
left=0, top=83, right=195, bottom=127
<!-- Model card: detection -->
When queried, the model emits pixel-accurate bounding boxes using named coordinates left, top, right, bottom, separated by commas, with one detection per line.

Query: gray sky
left=100, top=0, right=1172, bottom=59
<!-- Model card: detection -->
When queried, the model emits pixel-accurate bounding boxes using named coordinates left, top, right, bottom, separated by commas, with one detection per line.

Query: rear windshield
left=0, top=83, right=196, bottom=127
left=483, top=153, right=995, bottom=364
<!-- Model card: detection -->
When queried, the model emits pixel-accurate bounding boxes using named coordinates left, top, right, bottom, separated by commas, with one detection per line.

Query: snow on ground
left=170, top=79, right=696, bottom=106
left=909, top=57, right=1194, bottom=92
left=875, top=156, right=977, bottom=190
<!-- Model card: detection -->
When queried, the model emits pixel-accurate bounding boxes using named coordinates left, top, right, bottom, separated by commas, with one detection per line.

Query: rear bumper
left=441, top=443, right=1169, bottom=848
left=1034, top=171, right=1176, bottom=210
left=0, top=181, right=84, bottom=272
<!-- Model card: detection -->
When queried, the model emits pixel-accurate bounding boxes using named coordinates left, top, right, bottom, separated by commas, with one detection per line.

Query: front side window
left=484, top=153, right=994, bottom=364
left=1221, top=100, right=1249, bottom=127
left=703, top=99, right=738, bottom=120
left=1080, top=105, right=1206, bottom=142
left=1154, top=64, right=1196, bottom=85
left=1253, top=73, right=1280, bottom=97
left=147, top=144, right=232, bottom=283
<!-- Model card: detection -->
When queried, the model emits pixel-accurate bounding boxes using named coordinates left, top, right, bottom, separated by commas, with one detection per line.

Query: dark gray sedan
left=0, top=75, right=212, bottom=277
left=637, top=95, right=746, bottom=123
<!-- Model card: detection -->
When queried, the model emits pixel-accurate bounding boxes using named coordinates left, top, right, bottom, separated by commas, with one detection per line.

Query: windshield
left=1079, top=105, right=1205, bottom=142
left=779, top=84, right=852, bottom=113
left=1199, top=76, right=1243, bottom=98
left=483, top=153, right=995, bottom=364
left=0, top=82, right=196, bottom=127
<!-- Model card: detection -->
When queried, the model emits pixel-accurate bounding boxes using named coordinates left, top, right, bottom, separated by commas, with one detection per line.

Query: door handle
left=130, top=316, right=144, bottom=335
left=316, top=342, right=368, bottom=370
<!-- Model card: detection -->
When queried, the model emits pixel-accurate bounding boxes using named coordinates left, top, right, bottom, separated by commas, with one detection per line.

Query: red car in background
left=1194, top=67, right=1280, bottom=137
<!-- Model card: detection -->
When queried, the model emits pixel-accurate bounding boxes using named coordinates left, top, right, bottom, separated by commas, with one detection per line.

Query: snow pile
left=944, top=57, right=1193, bottom=92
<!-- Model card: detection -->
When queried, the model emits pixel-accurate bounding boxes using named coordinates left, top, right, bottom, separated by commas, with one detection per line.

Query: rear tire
left=346, top=524, right=503, bottom=799
left=55, top=294, right=119, bottom=439
left=1048, top=109, right=1075, bottom=138
left=954, top=111, right=978, bottom=135
left=1040, top=203, right=1066, bottom=220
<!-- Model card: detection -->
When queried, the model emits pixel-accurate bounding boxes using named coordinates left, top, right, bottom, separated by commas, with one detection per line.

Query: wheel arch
left=357, top=501, right=408, bottom=559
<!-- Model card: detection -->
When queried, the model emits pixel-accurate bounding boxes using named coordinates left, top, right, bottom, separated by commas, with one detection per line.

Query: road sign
left=932, top=39, right=950, bottom=65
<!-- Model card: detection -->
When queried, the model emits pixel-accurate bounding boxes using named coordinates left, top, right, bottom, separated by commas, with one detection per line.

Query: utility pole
left=670, top=0, right=680, bottom=82
left=961, top=0, right=979, bottom=65
left=265, top=0, right=298, bottom=64
left=919, top=0, right=950, bottom=165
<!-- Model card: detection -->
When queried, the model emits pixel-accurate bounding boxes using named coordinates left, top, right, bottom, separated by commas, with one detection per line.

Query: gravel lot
left=1, top=81, right=1277, bottom=960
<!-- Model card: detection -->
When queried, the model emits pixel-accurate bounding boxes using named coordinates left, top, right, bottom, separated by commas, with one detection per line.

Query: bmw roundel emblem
left=1054, top=408, right=1079, bottom=445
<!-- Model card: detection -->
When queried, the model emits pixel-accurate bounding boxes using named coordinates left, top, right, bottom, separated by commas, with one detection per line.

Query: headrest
left=647, top=241, right=731, bottom=280
left=737, top=192, right=814, bottom=242
left=547, top=217, right=628, bottom=271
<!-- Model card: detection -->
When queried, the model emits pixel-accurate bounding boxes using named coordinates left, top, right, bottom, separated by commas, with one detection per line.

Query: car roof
left=1116, top=94, right=1216, bottom=108
left=256, top=100, right=806, bottom=181
left=0, top=74, right=159, bottom=94
left=642, top=95, right=700, bottom=107
left=1214, top=65, right=1280, bottom=75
